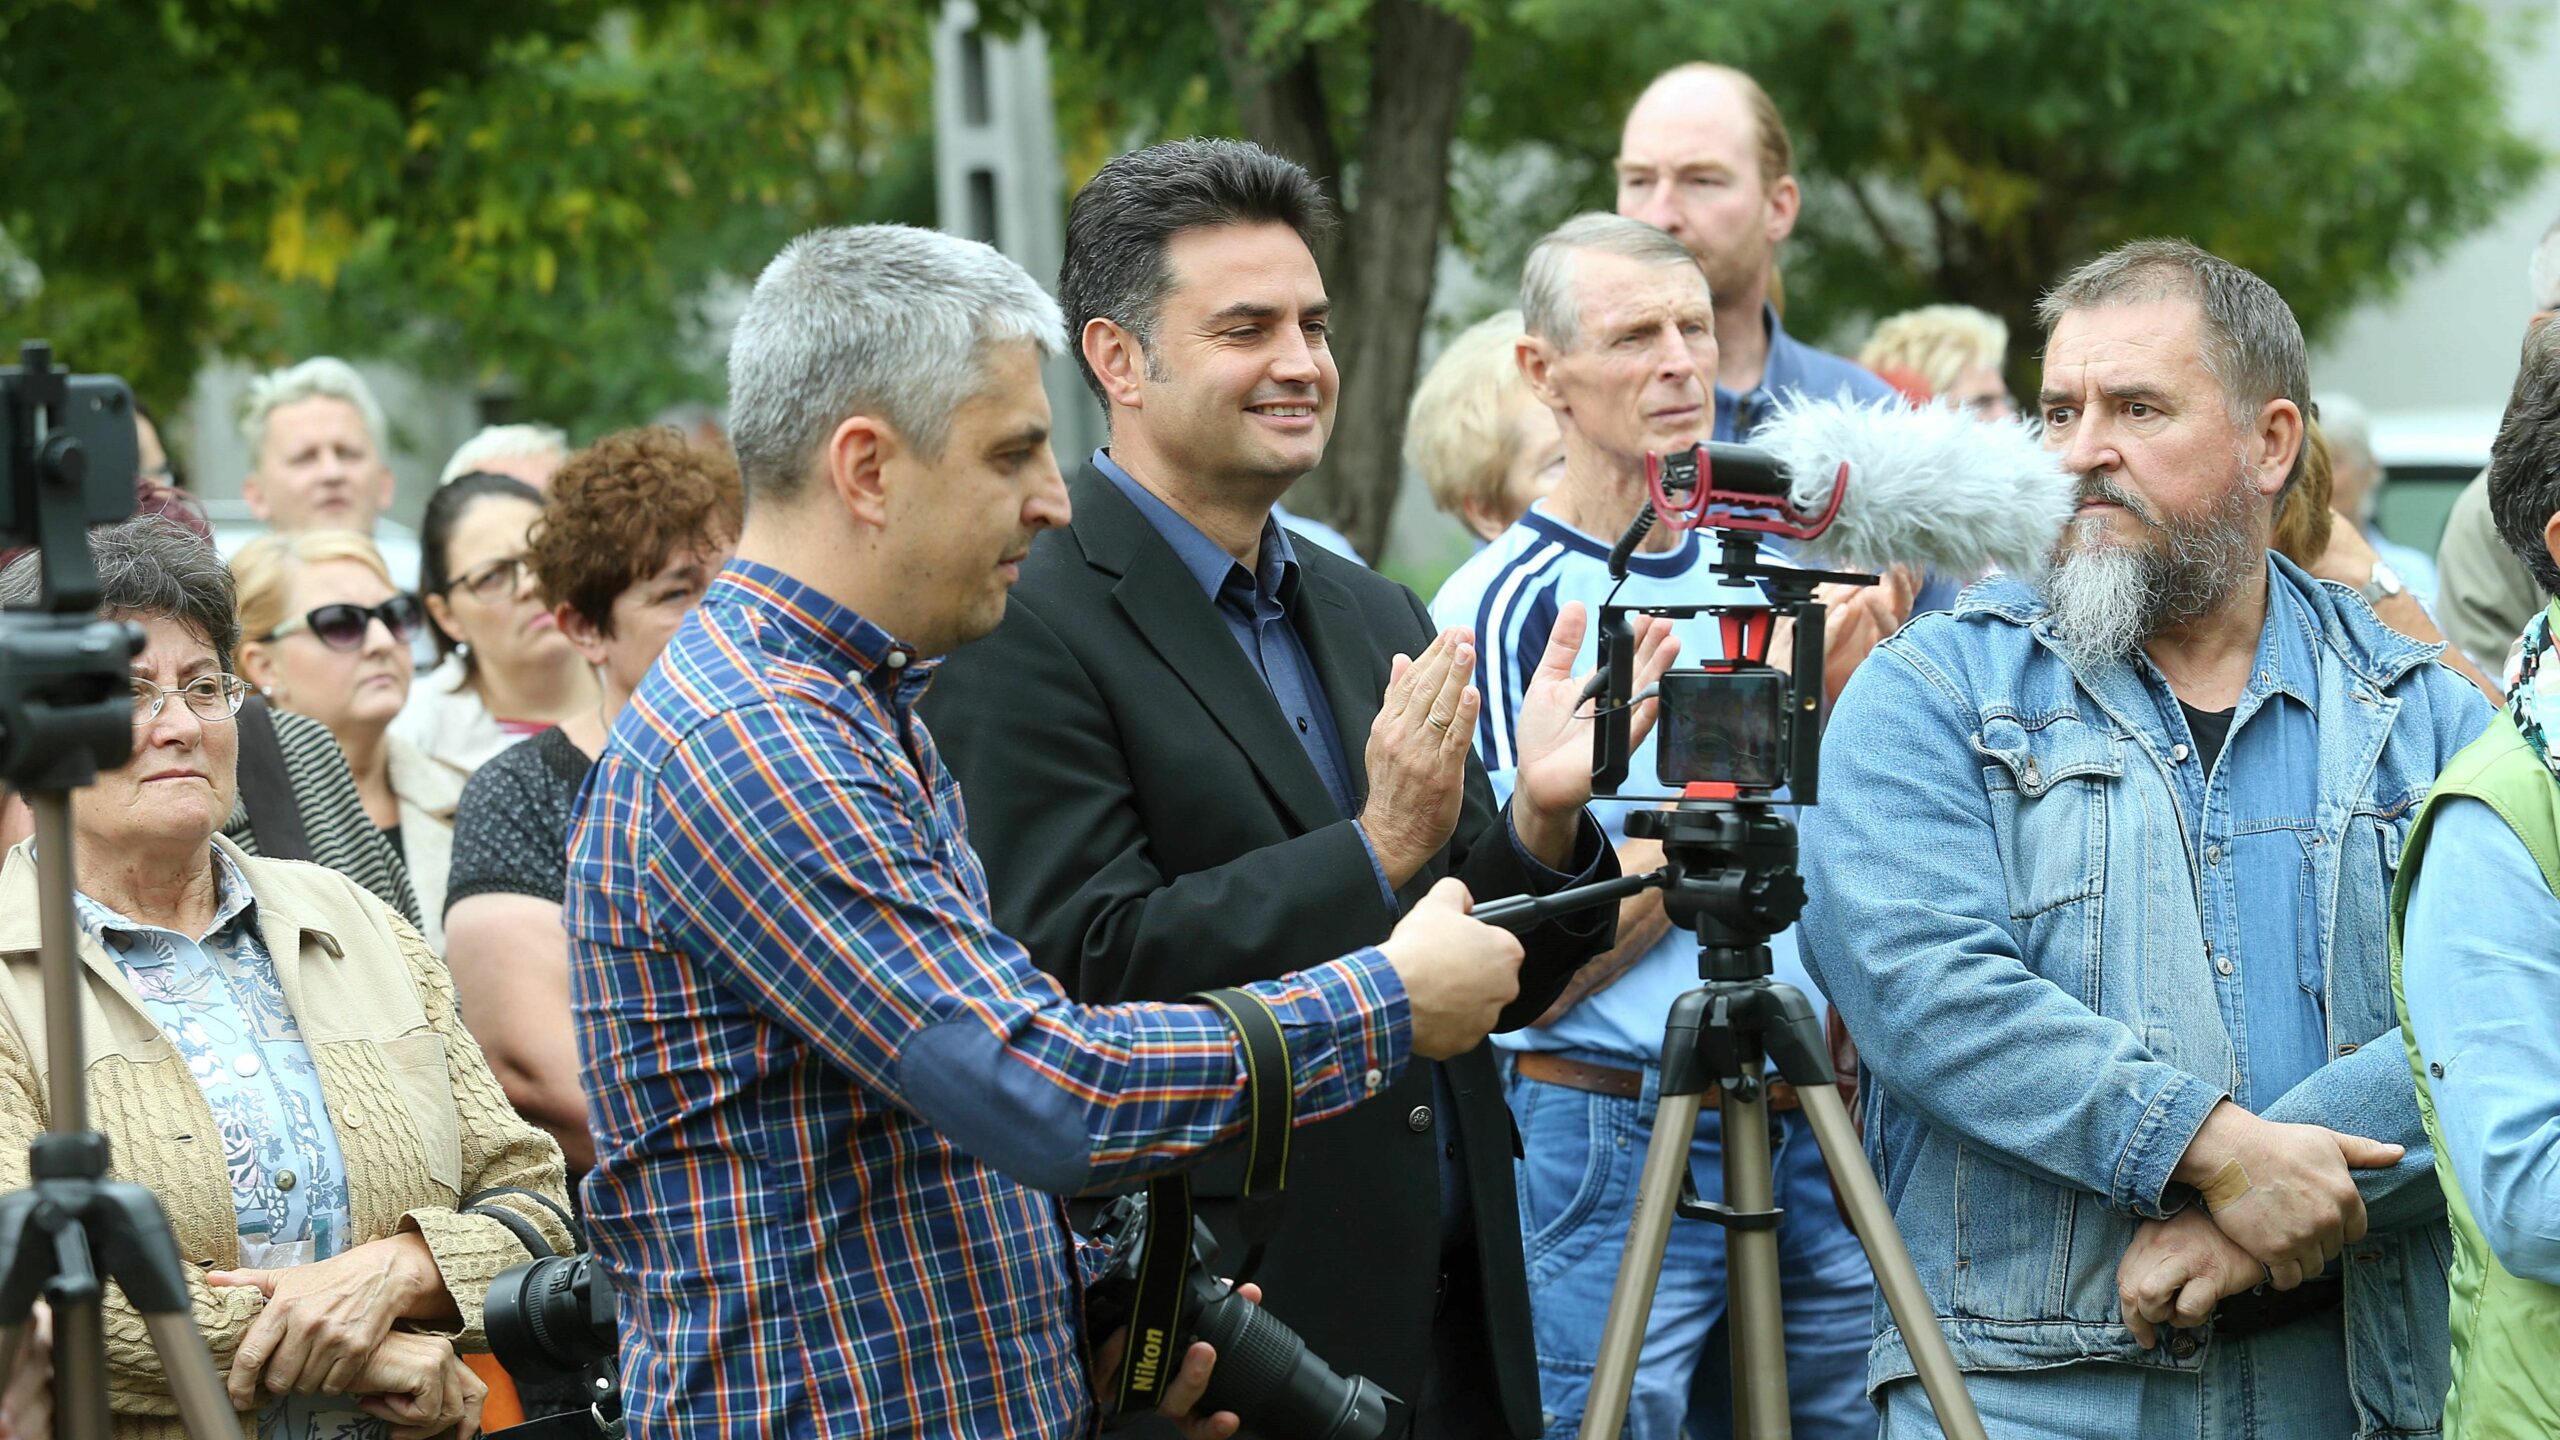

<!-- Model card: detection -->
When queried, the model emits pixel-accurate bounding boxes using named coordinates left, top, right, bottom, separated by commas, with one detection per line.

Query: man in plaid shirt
left=563, top=224, right=1533, bottom=1438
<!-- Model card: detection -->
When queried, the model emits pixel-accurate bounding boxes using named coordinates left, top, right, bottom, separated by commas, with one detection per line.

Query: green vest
left=2390, top=711, right=2560, bottom=1440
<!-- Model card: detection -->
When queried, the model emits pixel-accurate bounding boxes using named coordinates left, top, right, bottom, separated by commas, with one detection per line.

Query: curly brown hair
left=528, top=426, right=743, bottom=636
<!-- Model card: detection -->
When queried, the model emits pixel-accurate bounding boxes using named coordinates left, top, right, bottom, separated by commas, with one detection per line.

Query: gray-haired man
left=563, top=221, right=1535, bottom=1440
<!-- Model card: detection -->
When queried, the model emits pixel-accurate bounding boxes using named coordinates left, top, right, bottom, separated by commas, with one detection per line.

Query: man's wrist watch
left=2360, top=561, right=2406, bottom=607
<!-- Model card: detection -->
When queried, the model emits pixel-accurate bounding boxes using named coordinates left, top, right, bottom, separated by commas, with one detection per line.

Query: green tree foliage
left=1461, top=0, right=2548, bottom=393
left=0, top=0, right=937, bottom=433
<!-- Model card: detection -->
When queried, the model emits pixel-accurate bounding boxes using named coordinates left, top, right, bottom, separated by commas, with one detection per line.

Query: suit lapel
left=1072, top=464, right=1345, bottom=835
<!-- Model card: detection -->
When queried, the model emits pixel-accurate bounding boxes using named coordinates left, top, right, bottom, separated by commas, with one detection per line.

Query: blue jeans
left=1876, top=1308, right=2354, bottom=1440
left=1508, top=1059, right=1876, bottom=1440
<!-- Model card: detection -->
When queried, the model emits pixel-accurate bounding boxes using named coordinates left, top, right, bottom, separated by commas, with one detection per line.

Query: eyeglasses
left=131, top=674, right=249, bottom=725
left=262, top=595, right=425, bottom=651
left=446, top=555, right=533, bottom=603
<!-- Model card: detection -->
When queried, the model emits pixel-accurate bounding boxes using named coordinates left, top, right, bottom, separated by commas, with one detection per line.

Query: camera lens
left=487, top=1254, right=617, bottom=1379
left=1189, top=1285, right=1403, bottom=1440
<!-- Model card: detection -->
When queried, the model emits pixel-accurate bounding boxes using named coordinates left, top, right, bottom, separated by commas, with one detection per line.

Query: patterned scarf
left=2501, top=599, right=2560, bottom=785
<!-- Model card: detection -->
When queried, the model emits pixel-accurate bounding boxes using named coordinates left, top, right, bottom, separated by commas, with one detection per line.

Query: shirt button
left=2216, top=956, right=2235, bottom=976
left=2205, top=844, right=2224, bottom=865
left=2170, top=743, right=2190, bottom=763
left=1296, top=716, right=1309, bottom=733
left=2169, top=1333, right=2199, bottom=1358
left=1407, top=1105, right=1434, bottom=1133
left=274, top=1169, right=297, bottom=1192
left=1363, top=1068, right=1384, bottom=1092
left=234, top=1054, right=261, bottom=1077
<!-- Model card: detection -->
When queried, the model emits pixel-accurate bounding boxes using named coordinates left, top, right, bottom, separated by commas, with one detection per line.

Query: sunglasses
left=262, top=594, right=426, bottom=651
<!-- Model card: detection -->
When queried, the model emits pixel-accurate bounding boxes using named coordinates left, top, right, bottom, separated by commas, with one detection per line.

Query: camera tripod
left=1480, top=800, right=1985, bottom=1440
left=0, top=342, right=234, bottom=1440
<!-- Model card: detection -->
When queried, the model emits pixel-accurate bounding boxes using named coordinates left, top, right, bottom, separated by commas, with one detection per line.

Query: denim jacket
left=1800, top=555, right=2489, bottom=1436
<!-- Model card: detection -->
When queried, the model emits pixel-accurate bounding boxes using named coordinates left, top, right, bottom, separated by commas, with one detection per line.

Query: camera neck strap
left=1112, top=986, right=1293, bottom=1415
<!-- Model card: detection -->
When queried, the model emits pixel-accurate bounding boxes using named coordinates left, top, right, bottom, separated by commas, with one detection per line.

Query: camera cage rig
left=1586, top=440, right=1875, bottom=808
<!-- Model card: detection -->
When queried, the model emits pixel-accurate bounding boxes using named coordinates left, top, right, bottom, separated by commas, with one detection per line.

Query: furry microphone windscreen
left=1751, top=398, right=2078, bottom=579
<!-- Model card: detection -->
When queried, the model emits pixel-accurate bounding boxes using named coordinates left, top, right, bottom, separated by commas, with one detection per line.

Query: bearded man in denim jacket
left=1800, top=238, right=2493, bottom=1438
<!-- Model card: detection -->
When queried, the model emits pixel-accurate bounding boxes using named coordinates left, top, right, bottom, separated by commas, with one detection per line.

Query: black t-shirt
left=443, top=726, right=595, bottom=914
left=2179, top=701, right=2236, bottom=776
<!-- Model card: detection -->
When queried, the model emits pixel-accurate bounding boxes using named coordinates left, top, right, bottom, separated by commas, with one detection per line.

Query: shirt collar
left=705, top=557, right=922, bottom=684
left=1714, top=302, right=1810, bottom=414
left=2253, top=555, right=2322, bottom=709
left=73, top=843, right=258, bottom=964
left=1093, top=449, right=1299, bottom=613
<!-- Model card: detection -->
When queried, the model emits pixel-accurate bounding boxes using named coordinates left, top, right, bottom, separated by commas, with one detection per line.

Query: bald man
left=1616, top=63, right=1895, bottom=440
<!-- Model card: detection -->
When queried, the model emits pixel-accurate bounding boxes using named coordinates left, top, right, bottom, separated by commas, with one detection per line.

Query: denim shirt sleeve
left=1800, top=643, right=2224, bottom=1216
left=2397, top=796, right=2560, bottom=1278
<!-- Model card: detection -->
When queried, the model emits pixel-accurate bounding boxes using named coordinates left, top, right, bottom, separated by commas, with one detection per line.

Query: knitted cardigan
left=0, top=835, right=574, bottom=1437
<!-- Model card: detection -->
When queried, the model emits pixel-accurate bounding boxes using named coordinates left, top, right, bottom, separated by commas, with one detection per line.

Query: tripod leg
left=1578, top=1088, right=1705, bottom=1440
left=51, top=1292, right=111, bottom=1440
left=1718, top=1088, right=1789, bottom=1440
left=1796, top=1087, right=1986, bottom=1440
left=142, top=1312, right=237, bottom=1438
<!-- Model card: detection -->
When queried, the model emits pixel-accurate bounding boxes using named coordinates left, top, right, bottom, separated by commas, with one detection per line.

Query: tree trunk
left=1206, top=0, right=1473, bottom=563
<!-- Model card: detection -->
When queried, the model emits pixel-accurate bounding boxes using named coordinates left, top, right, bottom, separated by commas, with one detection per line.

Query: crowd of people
left=1, top=53, right=2555, bottom=1440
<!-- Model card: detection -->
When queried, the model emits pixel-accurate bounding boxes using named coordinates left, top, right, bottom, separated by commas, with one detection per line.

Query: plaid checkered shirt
left=564, top=560, right=1412, bottom=1438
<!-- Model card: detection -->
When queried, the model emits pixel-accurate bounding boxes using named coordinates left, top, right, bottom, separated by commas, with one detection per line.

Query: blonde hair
left=1405, top=311, right=1536, bottom=519
left=231, top=530, right=397, bottom=643
left=1858, top=305, right=2008, bottom=398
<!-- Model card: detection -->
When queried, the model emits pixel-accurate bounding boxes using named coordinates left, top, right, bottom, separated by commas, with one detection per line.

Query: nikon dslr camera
left=1083, top=1193, right=1409, bottom=1440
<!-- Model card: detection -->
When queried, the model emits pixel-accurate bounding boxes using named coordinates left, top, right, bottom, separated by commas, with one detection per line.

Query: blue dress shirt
left=2401, top=795, right=2560, bottom=1284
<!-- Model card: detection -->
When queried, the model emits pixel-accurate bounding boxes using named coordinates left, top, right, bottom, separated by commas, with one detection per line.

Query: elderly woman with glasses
left=0, top=518, right=574, bottom=1440
left=391, top=472, right=597, bottom=785
left=232, top=532, right=460, bottom=951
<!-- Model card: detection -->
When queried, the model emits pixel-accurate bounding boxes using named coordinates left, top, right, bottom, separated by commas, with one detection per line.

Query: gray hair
left=2036, top=239, right=2308, bottom=431
left=2531, top=214, right=2560, bottom=313
left=1520, top=213, right=1705, bottom=348
left=438, top=422, right=569, bottom=485
left=0, top=516, right=241, bottom=671
left=241, top=357, right=386, bottom=467
left=2317, top=392, right=2375, bottom=470
left=725, top=224, right=1065, bottom=502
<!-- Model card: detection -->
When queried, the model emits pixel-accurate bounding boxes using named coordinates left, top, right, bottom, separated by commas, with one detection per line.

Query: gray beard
left=2037, top=471, right=2262, bottom=672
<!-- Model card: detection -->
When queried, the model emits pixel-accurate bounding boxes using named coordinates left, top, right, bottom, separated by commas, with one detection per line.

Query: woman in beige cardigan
left=0, top=518, right=573, bottom=1439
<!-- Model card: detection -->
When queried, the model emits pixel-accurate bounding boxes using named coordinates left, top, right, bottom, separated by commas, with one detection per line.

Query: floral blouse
left=76, top=847, right=384, bottom=1440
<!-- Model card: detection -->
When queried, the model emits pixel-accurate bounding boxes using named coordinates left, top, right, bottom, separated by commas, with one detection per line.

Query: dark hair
left=0, top=515, right=240, bottom=671
left=529, top=427, right=743, bottom=636
left=419, top=470, right=547, bottom=669
left=1059, top=138, right=1336, bottom=408
left=2489, top=318, right=2560, bottom=598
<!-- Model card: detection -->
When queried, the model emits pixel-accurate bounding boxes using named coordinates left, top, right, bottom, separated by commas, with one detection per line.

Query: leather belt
left=2212, top=1272, right=2344, bottom=1341
left=1515, top=1051, right=1801, bottom=1112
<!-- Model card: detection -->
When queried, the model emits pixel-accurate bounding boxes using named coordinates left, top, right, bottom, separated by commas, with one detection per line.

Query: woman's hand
left=213, top=1232, right=454, bottom=1408
left=345, top=1331, right=486, bottom=1440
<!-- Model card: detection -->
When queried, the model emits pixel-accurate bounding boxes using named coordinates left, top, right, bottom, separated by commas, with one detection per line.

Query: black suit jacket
left=923, top=462, right=1616, bottom=1437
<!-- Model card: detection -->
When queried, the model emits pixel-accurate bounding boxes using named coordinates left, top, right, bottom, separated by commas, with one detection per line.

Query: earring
left=258, top=685, right=273, bottom=699
left=453, top=641, right=471, bottom=659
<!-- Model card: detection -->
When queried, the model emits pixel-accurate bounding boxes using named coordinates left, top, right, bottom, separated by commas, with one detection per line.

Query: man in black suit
left=925, top=138, right=1675, bottom=1439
